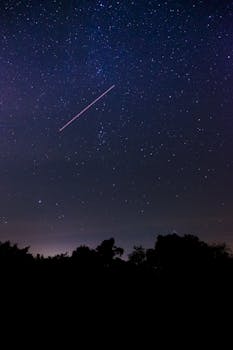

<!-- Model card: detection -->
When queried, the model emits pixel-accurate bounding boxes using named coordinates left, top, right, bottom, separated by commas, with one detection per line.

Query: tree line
left=0, top=233, right=231, bottom=276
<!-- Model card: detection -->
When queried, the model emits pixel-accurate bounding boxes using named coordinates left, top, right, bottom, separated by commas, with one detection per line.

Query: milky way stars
left=0, top=0, right=233, bottom=255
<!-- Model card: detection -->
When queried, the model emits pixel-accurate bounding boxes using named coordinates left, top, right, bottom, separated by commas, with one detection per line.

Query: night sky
left=1, top=0, right=233, bottom=255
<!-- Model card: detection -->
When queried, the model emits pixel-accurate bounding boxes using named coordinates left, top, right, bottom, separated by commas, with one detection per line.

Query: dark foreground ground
left=1, top=234, right=232, bottom=342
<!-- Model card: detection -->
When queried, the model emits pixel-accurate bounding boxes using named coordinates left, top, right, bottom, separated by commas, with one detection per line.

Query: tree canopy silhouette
left=0, top=234, right=231, bottom=289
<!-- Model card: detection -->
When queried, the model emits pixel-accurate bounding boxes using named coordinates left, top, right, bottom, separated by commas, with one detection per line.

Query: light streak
left=59, top=85, right=115, bottom=132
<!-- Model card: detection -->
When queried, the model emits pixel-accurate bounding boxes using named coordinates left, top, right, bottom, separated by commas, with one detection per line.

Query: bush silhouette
left=0, top=234, right=231, bottom=291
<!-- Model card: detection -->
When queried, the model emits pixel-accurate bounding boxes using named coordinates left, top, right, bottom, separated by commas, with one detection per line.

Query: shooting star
left=59, top=84, right=115, bottom=132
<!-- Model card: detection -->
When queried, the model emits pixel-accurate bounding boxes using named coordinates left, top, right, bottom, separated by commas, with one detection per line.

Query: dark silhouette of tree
left=149, top=233, right=232, bottom=284
left=145, top=248, right=157, bottom=269
left=0, top=241, right=33, bottom=264
left=72, top=245, right=97, bottom=268
left=96, top=238, right=124, bottom=266
left=128, top=246, right=146, bottom=266
left=153, top=234, right=206, bottom=269
left=0, top=233, right=231, bottom=295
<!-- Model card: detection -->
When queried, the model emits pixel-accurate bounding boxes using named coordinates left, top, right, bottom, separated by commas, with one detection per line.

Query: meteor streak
left=59, top=84, right=115, bottom=132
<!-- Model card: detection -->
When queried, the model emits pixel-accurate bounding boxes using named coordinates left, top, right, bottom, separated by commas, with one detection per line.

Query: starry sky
left=0, top=0, right=233, bottom=255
